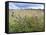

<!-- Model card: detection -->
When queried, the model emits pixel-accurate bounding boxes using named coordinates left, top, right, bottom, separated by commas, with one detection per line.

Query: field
left=9, top=9, right=45, bottom=32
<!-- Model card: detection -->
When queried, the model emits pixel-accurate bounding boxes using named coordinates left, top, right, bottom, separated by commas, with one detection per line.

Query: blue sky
left=9, top=2, right=44, bottom=9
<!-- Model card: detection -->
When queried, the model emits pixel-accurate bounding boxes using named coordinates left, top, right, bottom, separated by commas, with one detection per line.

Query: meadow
left=9, top=9, right=45, bottom=32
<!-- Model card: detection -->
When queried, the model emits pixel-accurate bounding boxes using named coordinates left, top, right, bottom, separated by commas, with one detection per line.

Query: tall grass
left=9, top=15, right=44, bottom=32
left=9, top=10, right=44, bottom=32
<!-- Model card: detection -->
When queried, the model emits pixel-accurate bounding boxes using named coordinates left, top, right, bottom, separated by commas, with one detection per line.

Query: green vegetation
left=9, top=9, right=45, bottom=32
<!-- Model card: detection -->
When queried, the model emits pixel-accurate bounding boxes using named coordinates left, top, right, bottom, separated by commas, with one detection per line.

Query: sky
left=9, top=2, right=44, bottom=9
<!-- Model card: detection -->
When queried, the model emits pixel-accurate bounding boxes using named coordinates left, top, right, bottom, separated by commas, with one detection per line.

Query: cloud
left=9, top=2, right=44, bottom=9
